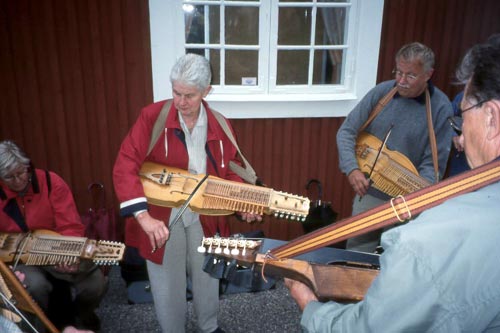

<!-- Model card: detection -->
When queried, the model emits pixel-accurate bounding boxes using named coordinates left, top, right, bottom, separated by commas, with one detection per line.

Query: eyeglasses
left=392, top=69, right=419, bottom=82
left=2, top=168, right=28, bottom=182
left=448, top=116, right=463, bottom=135
left=460, top=99, right=488, bottom=114
left=448, top=99, right=489, bottom=135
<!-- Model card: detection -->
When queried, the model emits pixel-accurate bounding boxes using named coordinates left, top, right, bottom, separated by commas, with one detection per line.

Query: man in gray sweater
left=336, top=42, right=453, bottom=253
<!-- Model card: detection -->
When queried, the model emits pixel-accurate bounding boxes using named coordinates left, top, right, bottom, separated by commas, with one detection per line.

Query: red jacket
left=0, top=169, right=84, bottom=236
left=113, top=99, right=244, bottom=263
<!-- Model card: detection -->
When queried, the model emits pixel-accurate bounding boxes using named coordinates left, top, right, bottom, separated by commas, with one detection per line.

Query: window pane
left=315, top=8, right=346, bottom=45
left=225, top=50, right=258, bottom=85
left=226, top=6, right=259, bottom=45
left=210, top=49, right=221, bottom=85
left=313, top=49, right=344, bottom=84
left=278, top=7, right=311, bottom=45
left=184, top=5, right=220, bottom=44
left=185, top=48, right=205, bottom=57
left=277, top=50, right=309, bottom=85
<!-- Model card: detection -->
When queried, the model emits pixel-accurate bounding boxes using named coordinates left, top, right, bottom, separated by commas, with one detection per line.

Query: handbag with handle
left=81, top=183, right=120, bottom=242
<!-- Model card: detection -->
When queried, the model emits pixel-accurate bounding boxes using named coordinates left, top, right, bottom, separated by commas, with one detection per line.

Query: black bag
left=302, top=179, right=344, bottom=249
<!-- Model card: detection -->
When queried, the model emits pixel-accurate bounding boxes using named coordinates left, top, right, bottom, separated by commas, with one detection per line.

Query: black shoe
left=77, top=311, right=101, bottom=332
left=211, top=328, right=225, bottom=333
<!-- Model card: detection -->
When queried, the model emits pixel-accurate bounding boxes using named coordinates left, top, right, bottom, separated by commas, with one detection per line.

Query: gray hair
left=456, top=34, right=500, bottom=104
left=0, top=140, right=30, bottom=179
left=169, top=53, right=212, bottom=91
left=396, top=42, right=435, bottom=72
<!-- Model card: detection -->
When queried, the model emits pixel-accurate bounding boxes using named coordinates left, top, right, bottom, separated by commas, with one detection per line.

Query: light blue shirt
left=0, top=315, right=23, bottom=333
left=301, top=180, right=500, bottom=332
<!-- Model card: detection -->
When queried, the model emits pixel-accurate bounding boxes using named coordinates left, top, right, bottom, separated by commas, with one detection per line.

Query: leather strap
left=147, top=99, right=172, bottom=156
left=211, top=110, right=257, bottom=185
left=425, top=89, right=439, bottom=182
left=270, top=159, right=500, bottom=258
left=359, top=87, right=398, bottom=133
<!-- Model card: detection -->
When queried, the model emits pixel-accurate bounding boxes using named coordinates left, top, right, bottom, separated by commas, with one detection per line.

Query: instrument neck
left=270, top=159, right=500, bottom=259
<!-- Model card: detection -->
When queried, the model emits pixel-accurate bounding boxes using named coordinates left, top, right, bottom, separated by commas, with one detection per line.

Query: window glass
left=278, top=7, right=312, bottom=45
left=184, top=5, right=221, bottom=44
left=277, top=50, right=309, bottom=85
left=313, top=49, right=344, bottom=84
left=226, top=7, right=259, bottom=45
left=226, top=50, right=259, bottom=85
left=315, top=7, right=346, bottom=45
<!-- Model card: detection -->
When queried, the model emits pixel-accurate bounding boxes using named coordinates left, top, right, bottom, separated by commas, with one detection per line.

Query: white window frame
left=149, top=0, right=385, bottom=118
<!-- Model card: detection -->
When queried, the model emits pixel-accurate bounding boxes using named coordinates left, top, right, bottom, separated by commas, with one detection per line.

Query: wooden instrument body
left=0, top=260, right=59, bottom=333
left=255, top=254, right=378, bottom=302
left=140, top=162, right=310, bottom=221
left=0, top=230, right=125, bottom=266
left=199, top=237, right=379, bottom=302
left=355, top=132, right=430, bottom=196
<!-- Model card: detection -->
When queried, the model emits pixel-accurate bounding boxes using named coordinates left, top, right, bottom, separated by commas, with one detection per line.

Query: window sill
left=206, top=92, right=358, bottom=103
left=207, top=97, right=360, bottom=119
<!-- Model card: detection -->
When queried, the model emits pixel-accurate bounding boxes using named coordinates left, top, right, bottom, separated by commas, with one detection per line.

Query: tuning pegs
left=214, top=239, right=222, bottom=254
left=272, top=210, right=309, bottom=222
left=223, top=242, right=230, bottom=255
left=197, top=237, right=207, bottom=253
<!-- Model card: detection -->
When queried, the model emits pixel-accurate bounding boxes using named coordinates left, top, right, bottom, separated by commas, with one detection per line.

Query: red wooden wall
left=1, top=0, right=499, bottom=241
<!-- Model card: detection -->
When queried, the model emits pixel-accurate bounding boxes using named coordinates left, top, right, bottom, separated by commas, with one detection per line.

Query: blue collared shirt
left=301, top=178, right=500, bottom=332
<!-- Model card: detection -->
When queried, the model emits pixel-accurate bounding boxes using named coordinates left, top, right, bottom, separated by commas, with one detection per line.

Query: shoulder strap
left=359, top=86, right=398, bottom=133
left=147, top=100, right=173, bottom=156
left=425, top=89, right=439, bottom=182
left=211, top=110, right=258, bottom=185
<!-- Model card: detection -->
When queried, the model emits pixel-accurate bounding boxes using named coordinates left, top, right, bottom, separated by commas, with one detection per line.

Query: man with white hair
left=113, top=53, right=261, bottom=333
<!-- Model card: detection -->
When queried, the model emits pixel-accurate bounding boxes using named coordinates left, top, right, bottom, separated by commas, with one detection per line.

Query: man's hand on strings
left=284, top=278, right=318, bottom=311
left=348, top=169, right=370, bottom=197
left=14, top=270, right=25, bottom=281
left=135, top=211, right=170, bottom=252
left=239, top=212, right=263, bottom=223
left=10, top=268, right=26, bottom=286
left=54, top=263, right=80, bottom=274
left=62, top=326, right=95, bottom=333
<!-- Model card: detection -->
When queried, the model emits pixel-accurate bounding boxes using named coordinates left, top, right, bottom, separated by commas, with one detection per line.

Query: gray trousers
left=346, top=194, right=388, bottom=253
left=15, top=261, right=106, bottom=313
left=147, top=220, right=219, bottom=333
left=16, top=261, right=106, bottom=332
